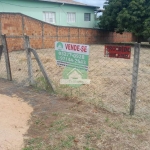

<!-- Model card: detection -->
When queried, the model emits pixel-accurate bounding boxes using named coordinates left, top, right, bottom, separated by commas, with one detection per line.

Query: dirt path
left=0, top=79, right=33, bottom=150
left=0, top=94, right=33, bottom=150
left=0, top=78, right=74, bottom=150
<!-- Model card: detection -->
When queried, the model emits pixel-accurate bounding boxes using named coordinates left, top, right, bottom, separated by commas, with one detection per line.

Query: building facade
left=0, top=0, right=99, bottom=28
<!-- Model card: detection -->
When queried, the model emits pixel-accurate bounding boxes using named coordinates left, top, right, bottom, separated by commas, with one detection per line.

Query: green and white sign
left=55, top=41, right=90, bottom=71
left=60, top=67, right=90, bottom=87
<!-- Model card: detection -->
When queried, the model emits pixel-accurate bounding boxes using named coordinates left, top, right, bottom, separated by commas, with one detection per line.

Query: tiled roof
left=39, top=0, right=99, bottom=8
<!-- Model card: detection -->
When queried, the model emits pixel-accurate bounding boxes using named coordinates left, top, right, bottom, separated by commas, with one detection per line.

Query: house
left=0, top=0, right=99, bottom=28
left=67, top=68, right=83, bottom=80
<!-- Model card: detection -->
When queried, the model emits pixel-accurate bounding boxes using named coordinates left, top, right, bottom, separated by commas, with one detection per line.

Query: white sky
left=75, top=0, right=105, bottom=8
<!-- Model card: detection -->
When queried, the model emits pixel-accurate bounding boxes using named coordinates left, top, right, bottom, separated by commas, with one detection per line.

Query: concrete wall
left=0, top=13, right=135, bottom=51
left=0, top=0, right=96, bottom=28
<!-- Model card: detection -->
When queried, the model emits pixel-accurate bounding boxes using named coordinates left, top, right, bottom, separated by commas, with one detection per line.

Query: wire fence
left=0, top=35, right=150, bottom=118
left=136, top=46, right=150, bottom=118
left=8, top=50, right=28, bottom=85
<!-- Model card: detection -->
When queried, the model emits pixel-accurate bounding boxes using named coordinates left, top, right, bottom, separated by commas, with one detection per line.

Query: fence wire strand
left=28, top=45, right=134, bottom=114
left=0, top=35, right=150, bottom=118
left=136, top=46, right=150, bottom=118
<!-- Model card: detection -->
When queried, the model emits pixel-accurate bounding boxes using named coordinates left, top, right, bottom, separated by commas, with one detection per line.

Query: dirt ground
left=0, top=78, right=75, bottom=150
left=0, top=94, right=32, bottom=150
left=0, top=78, right=150, bottom=150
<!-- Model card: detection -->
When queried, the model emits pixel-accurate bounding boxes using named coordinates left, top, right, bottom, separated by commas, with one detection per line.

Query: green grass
left=34, top=76, right=54, bottom=93
left=23, top=138, right=45, bottom=150
left=50, top=120, right=68, bottom=132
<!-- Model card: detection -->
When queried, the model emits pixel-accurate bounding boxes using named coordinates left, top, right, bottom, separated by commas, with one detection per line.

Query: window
left=43, top=12, right=55, bottom=24
left=67, top=12, right=76, bottom=23
left=84, top=13, right=91, bottom=21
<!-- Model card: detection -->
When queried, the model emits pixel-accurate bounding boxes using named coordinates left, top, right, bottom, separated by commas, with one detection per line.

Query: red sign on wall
left=104, top=45, right=131, bottom=59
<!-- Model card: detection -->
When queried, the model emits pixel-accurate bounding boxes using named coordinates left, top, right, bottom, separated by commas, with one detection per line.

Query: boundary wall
left=0, top=13, right=135, bottom=51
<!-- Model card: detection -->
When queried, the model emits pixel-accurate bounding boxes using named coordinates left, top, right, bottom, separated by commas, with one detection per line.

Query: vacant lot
left=0, top=44, right=150, bottom=116
left=0, top=44, right=150, bottom=149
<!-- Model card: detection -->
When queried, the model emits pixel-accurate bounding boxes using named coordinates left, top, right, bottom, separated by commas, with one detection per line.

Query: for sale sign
left=55, top=41, right=89, bottom=70
left=104, top=45, right=131, bottom=59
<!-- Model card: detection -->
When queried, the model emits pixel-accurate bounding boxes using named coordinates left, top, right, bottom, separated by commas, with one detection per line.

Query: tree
left=99, top=0, right=131, bottom=31
left=99, top=0, right=150, bottom=42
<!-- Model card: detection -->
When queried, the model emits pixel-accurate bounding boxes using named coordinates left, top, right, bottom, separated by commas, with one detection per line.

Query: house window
left=84, top=13, right=91, bottom=21
left=43, top=12, right=55, bottom=24
left=67, top=12, right=76, bottom=23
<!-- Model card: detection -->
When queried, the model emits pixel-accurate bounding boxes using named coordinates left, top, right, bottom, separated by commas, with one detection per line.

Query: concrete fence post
left=24, top=35, right=54, bottom=92
left=130, top=43, right=140, bottom=115
left=24, top=35, right=34, bottom=85
left=0, top=45, right=3, bottom=60
left=29, top=48, right=54, bottom=92
left=1, top=35, right=12, bottom=81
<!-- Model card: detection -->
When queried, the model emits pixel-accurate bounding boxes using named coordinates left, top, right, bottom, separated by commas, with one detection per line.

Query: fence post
left=130, top=43, right=140, bottom=115
left=29, top=48, right=54, bottom=92
left=24, top=35, right=34, bottom=85
left=0, top=45, right=3, bottom=60
left=1, top=35, right=12, bottom=81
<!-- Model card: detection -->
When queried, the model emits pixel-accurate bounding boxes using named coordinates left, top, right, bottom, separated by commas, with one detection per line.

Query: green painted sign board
left=55, top=41, right=90, bottom=71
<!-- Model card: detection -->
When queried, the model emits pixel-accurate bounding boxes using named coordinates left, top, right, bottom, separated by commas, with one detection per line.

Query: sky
left=75, top=0, right=105, bottom=8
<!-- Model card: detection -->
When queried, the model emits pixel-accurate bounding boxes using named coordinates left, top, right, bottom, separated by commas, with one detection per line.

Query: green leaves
left=99, top=0, right=150, bottom=41
left=143, top=18, right=150, bottom=38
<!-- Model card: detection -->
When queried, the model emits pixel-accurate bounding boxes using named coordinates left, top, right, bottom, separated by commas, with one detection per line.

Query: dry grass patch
left=0, top=45, right=150, bottom=116
left=23, top=100, right=150, bottom=150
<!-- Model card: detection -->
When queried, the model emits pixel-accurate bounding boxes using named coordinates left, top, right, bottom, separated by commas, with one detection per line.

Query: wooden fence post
left=1, top=35, right=12, bottom=81
left=24, top=35, right=34, bottom=85
left=130, top=43, right=140, bottom=115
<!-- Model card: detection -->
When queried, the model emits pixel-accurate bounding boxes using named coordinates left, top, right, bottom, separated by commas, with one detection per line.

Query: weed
left=50, top=135, right=75, bottom=150
left=34, top=76, right=53, bottom=92
left=95, top=129, right=104, bottom=139
left=23, top=138, right=44, bottom=150
left=85, top=133, right=92, bottom=146
left=50, top=120, right=68, bottom=132
left=60, top=135, right=75, bottom=148
left=84, top=147, right=95, bottom=150
left=105, top=116, right=110, bottom=123
left=35, top=119, right=42, bottom=125
left=22, top=148, right=32, bottom=150
left=109, top=121, right=123, bottom=132
left=52, top=112, right=60, bottom=116
left=127, top=128, right=143, bottom=135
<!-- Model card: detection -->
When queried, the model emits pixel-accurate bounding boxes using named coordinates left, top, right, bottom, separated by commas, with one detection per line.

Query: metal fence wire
left=0, top=35, right=150, bottom=118
left=8, top=49, right=28, bottom=85
left=136, top=46, right=150, bottom=118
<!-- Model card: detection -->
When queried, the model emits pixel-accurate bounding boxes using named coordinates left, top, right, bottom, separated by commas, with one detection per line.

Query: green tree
left=99, top=0, right=150, bottom=42
left=99, top=0, right=131, bottom=31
